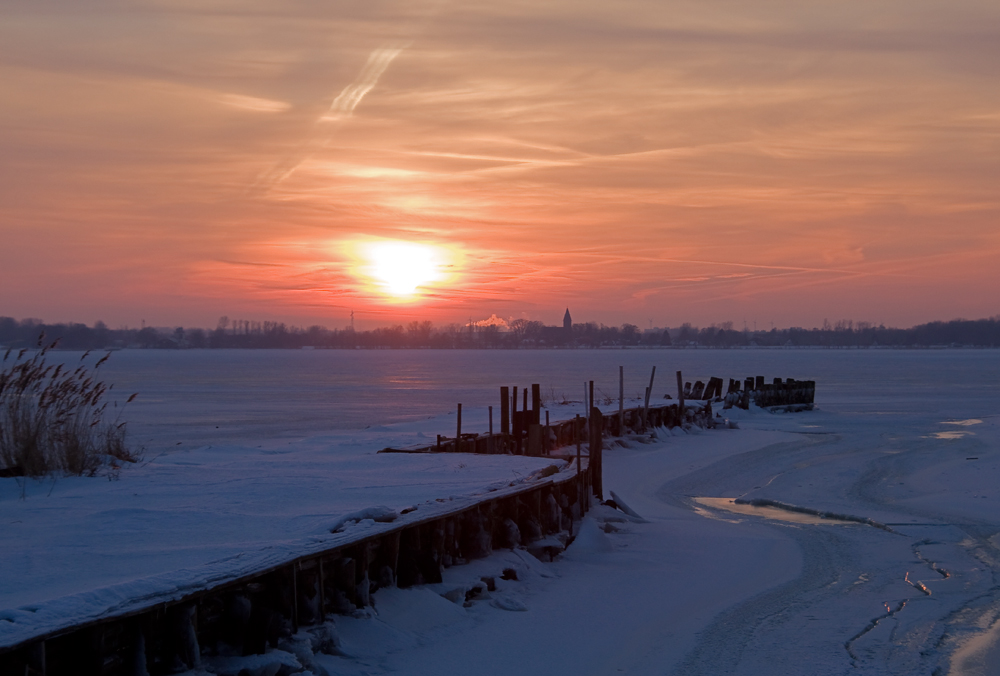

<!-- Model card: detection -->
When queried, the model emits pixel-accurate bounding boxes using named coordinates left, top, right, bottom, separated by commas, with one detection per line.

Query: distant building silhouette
left=563, top=308, right=572, bottom=332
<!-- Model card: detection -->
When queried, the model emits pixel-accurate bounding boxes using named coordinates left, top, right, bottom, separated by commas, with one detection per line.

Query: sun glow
left=360, top=240, right=447, bottom=298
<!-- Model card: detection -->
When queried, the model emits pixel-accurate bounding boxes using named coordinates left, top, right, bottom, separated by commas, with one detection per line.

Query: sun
left=362, top=240, right=446, bottom=298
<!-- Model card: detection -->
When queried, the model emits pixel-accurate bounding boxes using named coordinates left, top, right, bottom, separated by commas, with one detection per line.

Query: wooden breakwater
left=0, top=463, right=593, bottom=676
left=383, top=372, right=814, bottom=457
left=0, top=371, right=813, bottom=675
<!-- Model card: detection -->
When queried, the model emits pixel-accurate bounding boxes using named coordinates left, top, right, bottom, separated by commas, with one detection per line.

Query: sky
left=2, top=0, right=999, bottom=331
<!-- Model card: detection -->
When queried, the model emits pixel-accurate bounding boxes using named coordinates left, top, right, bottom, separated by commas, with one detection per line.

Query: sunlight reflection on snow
left=691, top=498, right=851, bottom=526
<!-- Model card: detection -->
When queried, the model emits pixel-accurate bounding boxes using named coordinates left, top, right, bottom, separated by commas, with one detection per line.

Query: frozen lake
left=4, top=348, right=999, bottom=675
left=78, top=348, right=1000, bottom=450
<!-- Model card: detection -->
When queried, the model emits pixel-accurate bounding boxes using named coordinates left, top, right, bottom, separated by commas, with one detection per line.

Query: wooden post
left=318, top=558, right=326, bottom=619
left=677, top=370, right=684, bottom=412
left=643, top=366, right=655, bottom=430
left=527, top=424, right=542, bottom=455
left=583, top=382, right=589, bottom=427
left=521, top=387, right=528, bottom=455
left=544, top=410, right=550, bottom=455
left=500, top=387, right=510, bottom=435
left=590, top=406, right=603, bottom=500
left=456, top=403, right=462, bottom=453
left=512, top=387, right=519, bottom=455
left=575, top=414, right=582, bottom=476
left=488, top=406, right=493, bottom=454
left=531, top=383, right=541, bottom=425
left=619, top=365, right=624, bottom=436
left=292, top=562, right=300, bottom=633
left=27, top=641, right=45, bottom=676
left=357, top=544, right=371, bottom=607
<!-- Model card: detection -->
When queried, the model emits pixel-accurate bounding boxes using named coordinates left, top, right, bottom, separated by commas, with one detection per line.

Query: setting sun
left=362, top=240, right=446, bottom=298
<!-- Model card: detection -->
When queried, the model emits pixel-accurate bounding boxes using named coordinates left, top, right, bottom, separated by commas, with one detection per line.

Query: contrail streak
left=251, top=45, right=405, bottom=193
left=323, top=47, right=404, bottom=121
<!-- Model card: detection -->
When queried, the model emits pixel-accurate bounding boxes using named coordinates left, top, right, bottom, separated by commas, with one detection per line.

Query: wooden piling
left=531, top=384, right=541, bottom=425
left=590, top=406, right=603, bottom=500
left=643, top=366, right=655, bottom=430
left=619, top=366, right=624, bottom=435
left=488, top=406, right=493, bottom=454
left=512, top=387, right=519, bottom=455
left=544, top=410, right=550, bottom=455
left=575, top=414, right=582, bottom=477
left=527, top=424, right=542, bottom=456
left=456, top=404, right=462, bottom=454
left=500, top=387, right=510, bottom=437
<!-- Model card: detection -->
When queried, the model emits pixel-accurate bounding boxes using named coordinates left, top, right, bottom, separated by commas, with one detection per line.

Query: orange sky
left=2, top=0, right=998, bottom=330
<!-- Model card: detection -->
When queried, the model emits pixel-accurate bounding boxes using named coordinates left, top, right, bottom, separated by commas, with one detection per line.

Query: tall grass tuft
left=0, top=335, right=142, bottom=478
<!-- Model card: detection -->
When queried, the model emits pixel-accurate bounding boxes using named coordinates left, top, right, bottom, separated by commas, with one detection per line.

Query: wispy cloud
left=251, top=45, right=407, bottom=193
left=219, top=93, right=291, bottom=113
left=322, top=47, right=405, bottom=121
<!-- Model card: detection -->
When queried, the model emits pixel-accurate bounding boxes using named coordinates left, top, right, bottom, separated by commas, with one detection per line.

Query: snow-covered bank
left=280, top=403, right=1000, bottom=676
left=0, top=416, right=565, bottom=647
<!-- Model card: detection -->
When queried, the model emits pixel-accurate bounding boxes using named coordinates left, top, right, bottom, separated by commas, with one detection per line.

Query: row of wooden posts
left=411, top=369, right=814, bottom=460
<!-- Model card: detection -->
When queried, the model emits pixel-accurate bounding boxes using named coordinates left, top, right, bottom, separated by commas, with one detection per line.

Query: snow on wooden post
left=172, top=604, right=200, bottom=670
left=619, top=365, right=624, bottom=435
left=356, top=544, right=371, bottom=607
left=456, top=404, right=462, bottom=454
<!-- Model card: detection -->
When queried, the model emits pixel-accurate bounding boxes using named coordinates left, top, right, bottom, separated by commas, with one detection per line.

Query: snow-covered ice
left=3, top=349, right=1000, bottom=675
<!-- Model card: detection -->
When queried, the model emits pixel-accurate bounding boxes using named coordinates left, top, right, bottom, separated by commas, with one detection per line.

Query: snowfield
left=3, top=350, right=1000, bottom=675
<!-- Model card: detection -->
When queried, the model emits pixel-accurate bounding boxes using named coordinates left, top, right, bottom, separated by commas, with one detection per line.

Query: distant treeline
left=1, top=315, right=999, bottom=350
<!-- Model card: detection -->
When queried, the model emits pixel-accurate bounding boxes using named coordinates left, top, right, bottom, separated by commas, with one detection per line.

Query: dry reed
left=0, top=335, right=142, bottom=478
